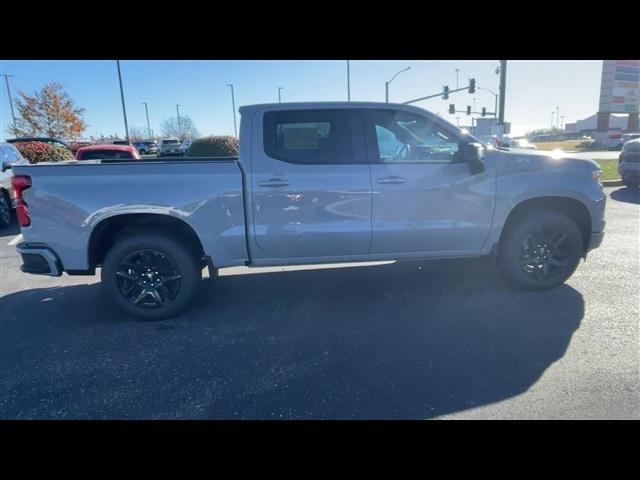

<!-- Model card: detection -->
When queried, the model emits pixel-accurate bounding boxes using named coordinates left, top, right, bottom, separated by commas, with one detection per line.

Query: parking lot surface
left=0, top=187, right=638, bottom=419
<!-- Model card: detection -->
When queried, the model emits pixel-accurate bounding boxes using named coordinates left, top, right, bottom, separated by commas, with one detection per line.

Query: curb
left=602, top=179, right=623, bottom=187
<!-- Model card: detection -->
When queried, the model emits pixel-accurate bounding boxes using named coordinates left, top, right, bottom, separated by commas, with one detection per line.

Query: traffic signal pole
left=403, top=85, right=471, bottom=105
left=498, top=60, right=507, bottom=125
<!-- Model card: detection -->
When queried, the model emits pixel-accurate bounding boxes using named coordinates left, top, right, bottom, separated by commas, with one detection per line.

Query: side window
left=264, top=110, right=354, bottom=164
left=368, top=110, right=462, bottom=163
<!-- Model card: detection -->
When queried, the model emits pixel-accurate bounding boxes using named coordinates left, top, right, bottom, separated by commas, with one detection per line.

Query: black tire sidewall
left=498, top=210, right=583, bottom=290
left=101, top=233, right=202, bottom=320
left=0, top=193, right=11, bottom=228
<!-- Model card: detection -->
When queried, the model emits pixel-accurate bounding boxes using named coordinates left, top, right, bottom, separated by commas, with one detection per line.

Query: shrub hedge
left=14, top=142, right=75, bottom=163
left=187, top=136, right=239, bottom=157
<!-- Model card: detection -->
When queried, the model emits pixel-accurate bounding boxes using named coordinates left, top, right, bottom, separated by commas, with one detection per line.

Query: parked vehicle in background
left=134, top=141, right=158, bottom=155
left=69, top=140, right=93, bottom=154
left=618, top=138, right=640, bottom=188
left=11, top=101, right=606, bottom=319
left=616, top=133, right=640, bottom=150
left=182, top=139, right=193, bottom=154
left=75, top=145, right=141, bottom=161
left=112, top=140, right=132, bottom=146
left=157, top=138, right=184, bottom=157
left=1, top=143, right=29, bottom=228
left=7, top=137, right=70, bottom=150
left=501, top=137, right=538, bottom=150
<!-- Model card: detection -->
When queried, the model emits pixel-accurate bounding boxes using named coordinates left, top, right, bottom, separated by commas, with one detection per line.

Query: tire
left=622, top=177, right=639, bottom=188
left=0, top=192, right=11, bottom=228
left=101, top=233, right=202, bottom=320
left=498, top=210, right=583, bottom=290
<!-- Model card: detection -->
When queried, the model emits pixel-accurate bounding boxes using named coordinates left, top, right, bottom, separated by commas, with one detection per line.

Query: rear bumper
left=16, top=242, right=62, bottom=276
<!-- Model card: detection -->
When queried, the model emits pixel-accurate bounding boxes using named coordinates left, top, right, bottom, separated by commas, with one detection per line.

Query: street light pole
left=116, top=60, right=130, bottom=142
left=556, top=106, right=560, bottom=130
left=227, top=84, right=237, bottom=138
left=551, top=111, right=555, bottom=130
left=347, top=60, right=351, bottom=102
left=455, top=68, right=459, bottom=89
left=385, top=66, right=411, bottom=103
left=176, top=104, right=182, bottom=140
left=142, top=102, right=151, bottom=139
left=1, top=74, right=17, bottom=134
left=278, top=87, right=283, bottom=103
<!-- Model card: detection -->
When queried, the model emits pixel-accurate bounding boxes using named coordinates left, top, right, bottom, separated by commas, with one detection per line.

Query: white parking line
left=7, top=234, right=23, bottom=246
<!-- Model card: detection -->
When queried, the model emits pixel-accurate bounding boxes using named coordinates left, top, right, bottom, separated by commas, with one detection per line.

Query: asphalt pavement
left=0, top=186, right=638, bottom=419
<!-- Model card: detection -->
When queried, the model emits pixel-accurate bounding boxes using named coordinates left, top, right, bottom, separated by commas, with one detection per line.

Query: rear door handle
left=377, top=176, right=407, bottom=184
left=259, top=178, right=290, bottom=187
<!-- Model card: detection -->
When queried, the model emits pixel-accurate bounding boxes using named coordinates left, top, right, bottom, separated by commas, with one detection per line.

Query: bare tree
left=129, top=126, right=150, bottom=141
left=160, top=114, right=200, bottom=140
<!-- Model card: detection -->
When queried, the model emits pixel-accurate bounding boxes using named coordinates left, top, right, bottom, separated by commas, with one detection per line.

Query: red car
left=75, top=144, right=141, bottom=161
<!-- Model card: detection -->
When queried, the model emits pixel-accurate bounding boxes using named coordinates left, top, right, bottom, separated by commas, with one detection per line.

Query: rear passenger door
left=250, top=108, right=372, bottom=260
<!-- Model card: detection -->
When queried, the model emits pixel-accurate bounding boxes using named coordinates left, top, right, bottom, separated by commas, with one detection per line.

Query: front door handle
left=259, top=178, right=290, bottom=187
left=377, top=176, right=407, bottom=184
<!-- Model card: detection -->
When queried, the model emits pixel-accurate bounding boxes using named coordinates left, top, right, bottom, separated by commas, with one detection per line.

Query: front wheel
left=101, top=233, right=202, bottom=319
left=498, top=210, right=583, bottom=290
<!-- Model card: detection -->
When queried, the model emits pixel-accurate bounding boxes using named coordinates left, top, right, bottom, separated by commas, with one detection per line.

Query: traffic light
left=482, top=107, right=486, bottom=117
left=466, top=106, right=471, bottom=115
left=443, top=85, right=449, bottom=100
left=449, top=104, right=455, bottom=114
left=469, top=78, right=476, bottom=94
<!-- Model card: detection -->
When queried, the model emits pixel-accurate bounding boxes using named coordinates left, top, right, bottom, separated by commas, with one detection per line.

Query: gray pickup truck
left=11, top=102, right=606, bottom=319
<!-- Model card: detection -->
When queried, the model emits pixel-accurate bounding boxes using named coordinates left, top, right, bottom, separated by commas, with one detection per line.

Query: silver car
left=157, top=138, right=184, bottom=157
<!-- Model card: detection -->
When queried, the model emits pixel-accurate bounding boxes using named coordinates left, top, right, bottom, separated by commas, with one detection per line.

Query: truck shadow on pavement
left=0, top=258, right=584, bottom=419
left=610, top=186, right=640, bottom=204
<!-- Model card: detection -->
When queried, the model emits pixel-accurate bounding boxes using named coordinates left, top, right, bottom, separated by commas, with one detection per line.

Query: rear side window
left=80, top=150, right=134, bottom=160
left=264, top=110, right=354, bottom=164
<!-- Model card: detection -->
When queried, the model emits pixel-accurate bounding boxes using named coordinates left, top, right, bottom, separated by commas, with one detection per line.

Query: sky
left=0, top=60, right=603, bottom=141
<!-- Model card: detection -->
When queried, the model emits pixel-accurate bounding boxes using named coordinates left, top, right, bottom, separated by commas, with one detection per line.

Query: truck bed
left=13, top=157, right=249, bottom=272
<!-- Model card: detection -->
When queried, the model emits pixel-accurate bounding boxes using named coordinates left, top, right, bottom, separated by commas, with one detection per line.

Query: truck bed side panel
left=14, top=161, right=248, bottom=270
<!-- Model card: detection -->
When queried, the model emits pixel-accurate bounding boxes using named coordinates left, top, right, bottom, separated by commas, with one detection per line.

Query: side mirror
left=1, top=161, right=11, bottom=173
left=460, top=142, right=485, bottom=174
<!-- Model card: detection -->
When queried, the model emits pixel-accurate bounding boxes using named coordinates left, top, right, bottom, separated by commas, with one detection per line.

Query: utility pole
left=116, top=60, right=130, bottom=142
left=556, top=106, right=560, bottom=130
left=142, top=102, right=151, bottom=139
left=498, top=60, right=507, bottom=126
left=1, top=74, right=17, bottom=135
left=455, top=68, right=459, bottom=89
left=347, top=60, right=351, bottom=102
left=176, top=104, right=182, bottom=140
left=227, top=84, right=237, bottom=137
left=551, top=111, right=555, bottom=130
left=278, top=87, right=283, bottom=103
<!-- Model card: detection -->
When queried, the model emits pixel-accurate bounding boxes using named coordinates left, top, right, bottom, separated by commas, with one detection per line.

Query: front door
left=250, top=108, right=372, bottom=260
left=364, top=108, right=495, bottom=254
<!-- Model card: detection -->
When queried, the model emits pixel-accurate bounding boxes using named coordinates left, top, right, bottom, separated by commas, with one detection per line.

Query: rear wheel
left=498, top=210, right=583, bottom=290
left=0, top=193, right=11, bottom=228
left=101, top=233, right=202, bottom=319
left=622, top=176, right=639, bottom=188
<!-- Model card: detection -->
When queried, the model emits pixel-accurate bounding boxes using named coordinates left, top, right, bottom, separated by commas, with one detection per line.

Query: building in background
left=595, top=60, right=639, bottom=142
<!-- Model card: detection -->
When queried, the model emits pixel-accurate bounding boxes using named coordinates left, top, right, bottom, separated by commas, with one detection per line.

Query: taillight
left=11, top=175, right=32, bottom=227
